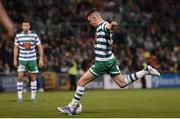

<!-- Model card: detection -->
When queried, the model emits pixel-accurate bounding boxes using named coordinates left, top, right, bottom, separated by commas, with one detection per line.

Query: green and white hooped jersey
left=95, top=21, right=114, bottom=62
left=14, top=31, right=41, bottom=61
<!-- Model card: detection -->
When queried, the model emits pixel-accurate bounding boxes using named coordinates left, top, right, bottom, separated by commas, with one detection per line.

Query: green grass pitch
left=0, top=88, right=180, bottom=118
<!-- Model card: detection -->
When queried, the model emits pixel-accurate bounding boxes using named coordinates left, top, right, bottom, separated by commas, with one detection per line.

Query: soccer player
left=57, top=9, right=160, bottom=115
left=0, top=1, right=14, bottom=39
left=13, top=20, right=43, bottom=102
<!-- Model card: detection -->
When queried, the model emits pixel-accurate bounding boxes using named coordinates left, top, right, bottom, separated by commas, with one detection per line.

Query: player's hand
left=107, top=21, right=118, bottom=30
left=13, top=60, right=17, bottom=68
left=38, top=58, right=44, bottom=68
left=110, top=21, right=118, bottom=28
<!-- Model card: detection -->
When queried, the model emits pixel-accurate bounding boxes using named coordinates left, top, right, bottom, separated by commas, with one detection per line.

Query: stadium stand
left=0, top=0, right=179, bottom=75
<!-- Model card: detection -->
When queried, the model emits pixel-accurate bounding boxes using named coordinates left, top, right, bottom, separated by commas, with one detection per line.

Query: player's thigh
left=77, top=70, right=96, bottom=86
left=17, top=72, right=25, bottom=81
left=29, top=73, right=37, bottom=81
left=27, top=60, right=39, bottom=73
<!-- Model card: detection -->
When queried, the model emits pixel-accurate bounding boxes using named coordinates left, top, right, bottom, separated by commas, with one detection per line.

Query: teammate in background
left=57, top=8, right=160, bottom=115
left=13, top=20, right=43, bottom=102
left=0, top=1, right=14, bottom=39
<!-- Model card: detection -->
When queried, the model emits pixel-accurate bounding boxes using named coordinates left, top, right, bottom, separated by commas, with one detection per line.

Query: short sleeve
left=14, top=36, right=19, bottom=46
left=102, top=21, right=110, bottom=32
left=35, top=35, right=41, bottom=45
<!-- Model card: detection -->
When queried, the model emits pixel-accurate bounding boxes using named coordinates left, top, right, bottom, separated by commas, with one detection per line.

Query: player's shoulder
left=29, top=31, right=37, bottom=35
left=103, top=21, right=109, bottom=24
left=101, top=21, right=109, bottom=26
left=29, top=31, right=38, bottom=37
left=100, top=21, right=109, bottom=27
left=15, top=31, right=24, bottom=38
left=97, top=21, right=109, bottom=31
left=16, top=31, right=38, bottom=38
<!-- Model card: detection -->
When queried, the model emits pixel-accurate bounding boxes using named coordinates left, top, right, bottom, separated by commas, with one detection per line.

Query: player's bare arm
left=37, top=44, right=44, bottom=68
left=13, top=45, right=18, bottom=67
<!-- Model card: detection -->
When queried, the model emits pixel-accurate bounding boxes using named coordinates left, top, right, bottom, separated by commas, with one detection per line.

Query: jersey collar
left=21, top=30, right=31, bottom=34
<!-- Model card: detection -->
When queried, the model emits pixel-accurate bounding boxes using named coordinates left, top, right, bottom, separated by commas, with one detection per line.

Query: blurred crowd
left=0, top=0, right=179, bottom=74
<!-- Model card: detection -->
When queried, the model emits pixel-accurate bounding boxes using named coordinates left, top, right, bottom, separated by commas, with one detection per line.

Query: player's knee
left=30, top=75, right=37, bottom=81
left=77, top=79, right=86, bottom=87
left=18, top=75, right=24, bottom=81
left=77, top=80, right=83, bottom=86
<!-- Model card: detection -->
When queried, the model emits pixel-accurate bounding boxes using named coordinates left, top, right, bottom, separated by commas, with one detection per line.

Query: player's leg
left=28, top=60, right=38, bottom=102
left=70, top=62, right=105, bottom=105
left=29, top=73, right=37, bottom=102
left=57, top=70, right=96, bottom=115
left=111, top=65, right=160, bottom=88
left=71, top=70, right=96, bottom=104
left=17, top=72, right=24, bottom=102
left=16, top=61, right=26, bottom=102
left=108, top=58, right=160, bottom=88
left=57, top=63, right=104, bottom=115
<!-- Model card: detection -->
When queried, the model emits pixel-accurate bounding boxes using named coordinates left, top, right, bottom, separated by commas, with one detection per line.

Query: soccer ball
left=73, top=103, right=82, bottom=114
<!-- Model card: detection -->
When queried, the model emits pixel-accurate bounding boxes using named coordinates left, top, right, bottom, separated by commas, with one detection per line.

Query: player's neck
left=97, top=19, right=104, bottom=26
left=23, top=30, right=30, bottom=34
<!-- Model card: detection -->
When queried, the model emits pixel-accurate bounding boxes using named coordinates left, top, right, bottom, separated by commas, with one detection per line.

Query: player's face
left=22, top=22, right=30, bottom=33
left=87, top=16, right=97, bottom=27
